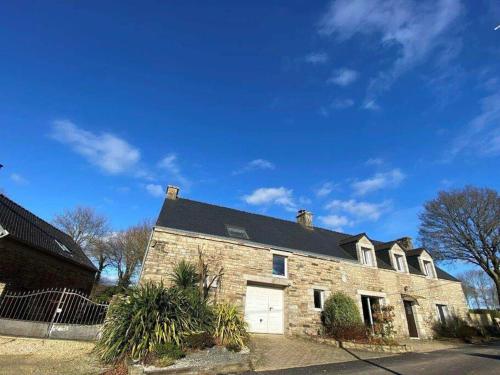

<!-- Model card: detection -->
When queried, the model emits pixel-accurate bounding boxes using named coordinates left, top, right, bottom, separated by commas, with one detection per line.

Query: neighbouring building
left=140, top=186, right=468, bottom=339
left=0, top=194, right=97, bottom=294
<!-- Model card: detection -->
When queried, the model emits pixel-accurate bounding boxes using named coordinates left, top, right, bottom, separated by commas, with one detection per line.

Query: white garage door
left=244, top=285, right=284, bottom=334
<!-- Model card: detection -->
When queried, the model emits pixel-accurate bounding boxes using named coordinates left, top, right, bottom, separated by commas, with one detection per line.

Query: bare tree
left=197, top=246, right=224, bottom=299
left=53, top=206, right=110, bottom=283
left=108, top=220, right=152, bottom=288
left=458, top=270, right=498, bottom=309
left=419, top=186, right=499, bottom=303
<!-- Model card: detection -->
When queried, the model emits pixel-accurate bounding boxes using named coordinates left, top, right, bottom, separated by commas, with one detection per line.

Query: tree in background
left=419, top=186, right=499, bottom=304
left=108, top=220, right=152, bottom=288
left=458, top=270, right=499, bottom=309
left=54, top=206, right=111, bottom=283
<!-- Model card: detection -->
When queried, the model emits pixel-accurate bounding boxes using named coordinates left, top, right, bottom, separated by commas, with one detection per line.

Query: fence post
left=47, top=288, right=66, bottom=338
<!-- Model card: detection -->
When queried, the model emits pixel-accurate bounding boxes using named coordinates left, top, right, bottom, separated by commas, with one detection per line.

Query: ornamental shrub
left=322, top=292, right=365, bottom=340
left=213, top=303, right=249, bottom=350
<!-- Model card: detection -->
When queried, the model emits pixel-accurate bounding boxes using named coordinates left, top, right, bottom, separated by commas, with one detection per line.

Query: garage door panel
left=244, top=285, right=284, bottom=334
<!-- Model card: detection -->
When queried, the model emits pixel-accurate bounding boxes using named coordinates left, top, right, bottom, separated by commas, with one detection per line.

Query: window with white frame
left=272, top=254, right=287, bottom=277
left=436, top=304, right=449, bottom=324
left=55, top=239, right=71, bottom=253
left=394, top=254, right=405, bottom=272
left=423, top=260, right=435, bottom=278
left=361, top=247, right=375, bottom=266
left=313, top=289, right=325, bottom=310
left=204, top=275, right=219, bottom=289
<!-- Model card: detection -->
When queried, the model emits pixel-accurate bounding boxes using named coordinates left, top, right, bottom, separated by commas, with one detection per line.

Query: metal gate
left=0, top=288, right=108, bottom=325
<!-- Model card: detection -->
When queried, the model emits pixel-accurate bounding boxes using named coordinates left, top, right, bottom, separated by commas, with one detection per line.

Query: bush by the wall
left=322, top=292, right=366, bottom=340
left=432, top=315, right=480, bottom=341
left=213, top=303, right=248, bottom=350
left=94, top=282, right=213, bottom=363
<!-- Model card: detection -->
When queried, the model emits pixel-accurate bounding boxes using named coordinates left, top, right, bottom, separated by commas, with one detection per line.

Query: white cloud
left=145, top=184, right=164, bottom=198
left=365, top=158, right=384, bottom=166
left=305, top=52, right=329, bottom=64
left=10, top=173, right=28, bottom=185
left=331, top=98, right=354, bottom=109
left=243, top=187, right=296, bottom=211
left=233, top=159, right=275, bottom=175
left=315, top=182, right=336, bottom=197
left=327, top=68, right=358, bottom=86
left=325, top=199, right=391, bottom=221
left=318, top=214, right=353, bottom=231
left=318, top=0, right=462, bottom=99
left=158, top=153, right=190, bottom=188
left=362, top=100, right=380, bottom=111
left=51, top=120, right=140, bottom=175
left=447, top=93, right=500, bottom=160
left=351, top=168, right=405, bottom=195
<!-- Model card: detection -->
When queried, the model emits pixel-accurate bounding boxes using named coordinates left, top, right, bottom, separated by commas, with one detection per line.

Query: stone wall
left=141, top=227, right=469, bottom=339
left=0, top=238, right=95, bottom=294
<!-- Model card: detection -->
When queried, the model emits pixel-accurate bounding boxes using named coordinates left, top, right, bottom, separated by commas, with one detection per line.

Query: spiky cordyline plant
left=94, top=282, right=212, bottom=363
left=213, top=303, right=248, bottom=349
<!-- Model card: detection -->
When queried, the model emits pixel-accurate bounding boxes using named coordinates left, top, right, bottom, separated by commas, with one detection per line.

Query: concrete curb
left=129, top=358, right=252, bottom=374
left=310, top=336, right=412, bottom=353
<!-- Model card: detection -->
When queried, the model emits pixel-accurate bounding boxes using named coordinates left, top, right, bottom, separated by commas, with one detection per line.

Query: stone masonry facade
left=141, top=226, right=468, bottom=339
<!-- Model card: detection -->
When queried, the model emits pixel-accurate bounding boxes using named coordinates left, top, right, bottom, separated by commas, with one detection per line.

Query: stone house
left=140, top=186, right=468, bottom=339
left=0, top=194, right=96, bottom=295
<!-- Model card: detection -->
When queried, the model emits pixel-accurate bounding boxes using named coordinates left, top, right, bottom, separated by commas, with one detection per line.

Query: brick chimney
left=397, top=236, right=413, bottom=250
left=166, top=185, right=179, bottom=200
left=296, top=210, right=313, bottom=229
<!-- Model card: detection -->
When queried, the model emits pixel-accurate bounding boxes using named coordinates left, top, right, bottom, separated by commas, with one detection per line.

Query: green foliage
left=183, top=331, right=215, bottom=349
left=94, top=281, right=212, bottom=363
left=92, top=285, right=130, bottom=304
left=171, top=260, right=199, bottom=290
left=432, top=314, right=480, bottom=340
left=372, top=304, right=397, bottom=341
left=213, top=303, right=249, bottom=350
left=151, top=342, right=185, bottom=366
left=322, top=292, right=364, bottom=339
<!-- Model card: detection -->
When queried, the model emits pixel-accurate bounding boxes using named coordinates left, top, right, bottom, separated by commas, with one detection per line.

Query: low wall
left=0, top=318, right=102, bottom=341
left=469, top=312, right=494, bottom=327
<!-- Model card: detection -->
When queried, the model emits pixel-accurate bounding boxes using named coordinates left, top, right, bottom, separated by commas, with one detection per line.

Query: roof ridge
left=177, top=197, right=354, bottom=238
left=0, top=193, right=76, bottom=245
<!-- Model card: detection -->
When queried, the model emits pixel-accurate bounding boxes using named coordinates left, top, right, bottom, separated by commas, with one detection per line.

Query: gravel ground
left=0, top=335, right=107, bottom=375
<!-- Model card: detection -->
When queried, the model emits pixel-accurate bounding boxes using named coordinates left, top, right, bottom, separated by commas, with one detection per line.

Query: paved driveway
left=250, top=334, right=395, bottom=371
left=249, top=338, right=500, bottom=375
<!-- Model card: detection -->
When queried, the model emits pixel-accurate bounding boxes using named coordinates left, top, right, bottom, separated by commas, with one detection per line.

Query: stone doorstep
left=310, top=336, right=412, bottom=354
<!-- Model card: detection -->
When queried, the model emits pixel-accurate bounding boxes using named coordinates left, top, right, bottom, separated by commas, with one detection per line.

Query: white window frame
left=436, top=304, right=450, bottom=323
left=394, top=254, right=405, bottom=272
left=204, top=275, right=219, bottom=289
left=54, top=239, right=71, bottom=253
left=313, top=289, right=325, bottom=311
left=422, top=260, right=435, bottom=278
left=272, top=254, right=287, bottom=278
left=361, top=247, right=375, bottom=267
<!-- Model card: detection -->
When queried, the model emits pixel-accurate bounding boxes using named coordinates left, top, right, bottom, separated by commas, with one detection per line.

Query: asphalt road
left=248, top=341, right=500, bottom=375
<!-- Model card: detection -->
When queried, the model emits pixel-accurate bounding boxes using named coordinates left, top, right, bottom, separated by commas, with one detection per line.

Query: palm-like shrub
left=171, top=259, right=199, bottom=290
left=95, top=282, right=212, bottom=363
left=213, top=303, right=248, bottom=350
left=322, top=292, right=365, bottom=340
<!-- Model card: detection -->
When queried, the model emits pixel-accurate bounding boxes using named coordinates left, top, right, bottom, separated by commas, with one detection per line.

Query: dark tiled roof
left=0, top=194, right=97, bottom=271
left=156, top=197, right=459, bottom=282
left=374, top=241, right=398, bottom=251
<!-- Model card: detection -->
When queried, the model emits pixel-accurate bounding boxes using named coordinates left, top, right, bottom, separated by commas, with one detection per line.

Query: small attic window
left=225, top=225, right=249, bottom=240
left=55, top=239, right=71, bottom=253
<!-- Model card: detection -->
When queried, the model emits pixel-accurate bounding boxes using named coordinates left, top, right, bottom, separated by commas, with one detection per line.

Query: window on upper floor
left=361, top=247, right=375, bottom=266
left=225, top=225, right=249, bottom=240
left=394, top=254, right=405, bottom=272
left=423, top=260, right=435, bottom=278
left=272, top=254, right=287, bottom=277
left=313, top=289, right=325, bottom=310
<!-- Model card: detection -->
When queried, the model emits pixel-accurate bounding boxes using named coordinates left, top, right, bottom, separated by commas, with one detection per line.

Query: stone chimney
left=296, top=210, right=313, bottom=229
left=397, top=236, right=413, bottom=250
left=166, top=185, right=179, bottom=200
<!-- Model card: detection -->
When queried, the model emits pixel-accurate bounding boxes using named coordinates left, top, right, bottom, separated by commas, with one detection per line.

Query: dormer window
left=361, top=247, right=375, bottom=266
left=423, top=260, right=435, bottom=278
left=225, top=225, right=249, bottom=240
left=394, top=254, right=405, bottom=272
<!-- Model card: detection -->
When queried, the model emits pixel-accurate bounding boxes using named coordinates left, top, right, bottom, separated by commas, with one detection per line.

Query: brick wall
left=141, top=227, right=469, bottom=339
left=0, top=238, right=95, bottom=294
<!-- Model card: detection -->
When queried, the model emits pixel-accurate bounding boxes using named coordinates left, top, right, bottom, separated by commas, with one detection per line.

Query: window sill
left=272, top=274, right=287, bottom=279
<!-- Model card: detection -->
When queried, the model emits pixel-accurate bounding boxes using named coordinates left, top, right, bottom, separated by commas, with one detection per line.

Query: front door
left=244, top=285, right=284, bottom=334
left=403, top=300, right=419, bottom=338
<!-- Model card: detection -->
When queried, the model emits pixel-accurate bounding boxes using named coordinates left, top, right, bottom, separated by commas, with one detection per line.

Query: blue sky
left=1, top=1, right=499, bottom=277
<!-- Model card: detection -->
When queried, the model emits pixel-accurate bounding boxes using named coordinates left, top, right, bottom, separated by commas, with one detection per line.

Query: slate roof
left=0, top=194, right=97, bottom=271
left=156, top=197, right=459, bottom=282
